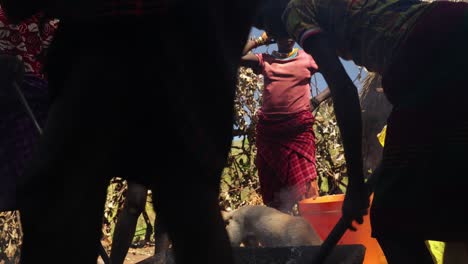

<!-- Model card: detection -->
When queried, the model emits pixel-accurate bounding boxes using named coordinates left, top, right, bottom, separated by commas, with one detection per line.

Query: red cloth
left=0, top=8, right=57, bottom=77
left=255, top=110, right=317, bottom=209
left=256, top=50, right=318, bottom=115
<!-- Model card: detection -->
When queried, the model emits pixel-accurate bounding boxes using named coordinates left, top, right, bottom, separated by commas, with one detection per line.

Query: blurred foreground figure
left=0, top=5, right=57, bottom=212
left=0, top=1, right=260, bottom=263
left=256, top=0, right=468, bottom=263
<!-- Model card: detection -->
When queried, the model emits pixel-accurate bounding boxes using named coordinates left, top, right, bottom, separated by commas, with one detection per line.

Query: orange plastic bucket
left=298, top=194, right=387, bottom=264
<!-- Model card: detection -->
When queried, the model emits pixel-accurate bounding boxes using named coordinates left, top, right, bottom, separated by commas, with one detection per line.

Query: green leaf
left=240, top=187, right=251, bottom=202
left=320, top=178, right=329, bottom=193
left=223, top=174, right=232, bottom=185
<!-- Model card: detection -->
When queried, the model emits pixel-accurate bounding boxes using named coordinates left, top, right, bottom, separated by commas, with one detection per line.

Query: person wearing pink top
left=240, top=31, right=330, bottom=213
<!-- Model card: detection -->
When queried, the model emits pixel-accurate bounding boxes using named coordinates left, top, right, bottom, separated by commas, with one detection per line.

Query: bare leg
left=153, top=214, right=170, bottom=264
left=110, top=182, right=148, bottom=264
left=151, top=181, right=232, bottom=264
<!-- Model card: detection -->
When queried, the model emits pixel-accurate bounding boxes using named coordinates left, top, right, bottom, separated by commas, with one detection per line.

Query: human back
left=256, top=0, right=468, bottom=262
left=284, top=0, right=432, bottom=73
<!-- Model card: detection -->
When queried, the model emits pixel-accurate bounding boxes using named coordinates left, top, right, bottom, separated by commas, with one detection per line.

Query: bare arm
left=242, top=39, right=259, bottom=56
left=240, top=32, right=274, bottom=69
left=310, top=87, right=331, bottom=110
left=240, top=39, right=261, bottom=69
left=302, top=33, right=368, bottom=223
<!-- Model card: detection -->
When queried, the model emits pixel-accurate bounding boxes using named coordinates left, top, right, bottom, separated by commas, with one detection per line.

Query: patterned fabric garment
left=0, top=8, right=58, bottom=77
left=0, top=7, right=54, bottom=211
left=0, top=76, right=49, bottom=211
left=283, top=0, right=433, bottom=73
left=255, top=110, right=316, bottom=209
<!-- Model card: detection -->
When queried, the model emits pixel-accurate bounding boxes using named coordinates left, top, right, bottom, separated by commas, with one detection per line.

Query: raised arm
left=240, top=32, right=272, bottom=69
left=302, top=33, right=369, bottom=228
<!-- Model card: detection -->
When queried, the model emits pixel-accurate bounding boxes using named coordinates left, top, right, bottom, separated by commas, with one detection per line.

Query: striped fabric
left=255, top=110, right=317, bottom=210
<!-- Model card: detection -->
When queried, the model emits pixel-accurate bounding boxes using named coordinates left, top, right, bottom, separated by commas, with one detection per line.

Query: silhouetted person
left=0, top=1, right=260, bottom=263
left=0, top=6, right=57, bottom=212
left=256, top=0, right=468, bottom=263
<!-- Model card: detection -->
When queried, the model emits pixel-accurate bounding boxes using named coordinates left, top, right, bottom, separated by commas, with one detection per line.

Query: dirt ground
left=123, top=246, right=155, bottom=264
left=97, top=245, right=155, bottom=264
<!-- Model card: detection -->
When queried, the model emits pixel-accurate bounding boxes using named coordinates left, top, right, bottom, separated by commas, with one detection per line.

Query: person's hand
left=255, top=32, right=274, bottom=46
left=342, top=179, right=370, bottom=231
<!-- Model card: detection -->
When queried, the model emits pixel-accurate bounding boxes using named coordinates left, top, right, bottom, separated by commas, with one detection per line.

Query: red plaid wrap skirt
left=255, top=110, right=317, bottom=208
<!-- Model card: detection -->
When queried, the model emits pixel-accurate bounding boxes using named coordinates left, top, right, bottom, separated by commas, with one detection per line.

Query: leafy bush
left=0, top=212, right=21, bottom=263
